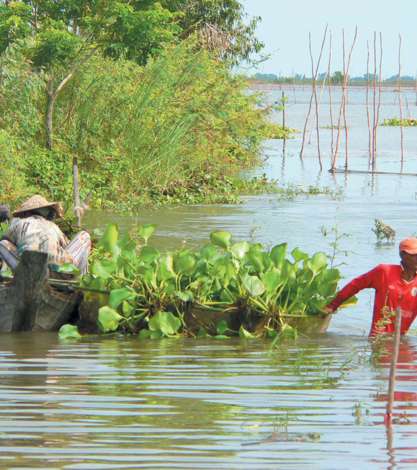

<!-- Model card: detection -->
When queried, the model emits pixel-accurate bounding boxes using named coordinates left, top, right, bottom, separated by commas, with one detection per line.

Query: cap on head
left=399, top=237, right=417, bottom=255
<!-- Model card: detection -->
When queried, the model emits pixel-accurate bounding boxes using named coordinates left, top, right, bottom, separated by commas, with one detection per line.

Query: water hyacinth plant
left=74, top=224, right=354, bottom=339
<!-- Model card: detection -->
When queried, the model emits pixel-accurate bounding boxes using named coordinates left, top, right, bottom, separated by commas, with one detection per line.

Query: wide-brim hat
left=13, top=195, right=63, bottom=218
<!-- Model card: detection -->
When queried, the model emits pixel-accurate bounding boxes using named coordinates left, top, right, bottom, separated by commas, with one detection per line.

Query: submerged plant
left=372, top=219, right=395, bottom=243
left=74, top=224, right=355, bottom=339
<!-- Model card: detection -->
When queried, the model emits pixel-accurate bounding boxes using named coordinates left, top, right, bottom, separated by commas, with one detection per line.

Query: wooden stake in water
left=331, top=26, right=357, bottom=171
left=366, top=41, right=372, bottom=168
left=375, top=33, right=383, bottom=168
left=385, top=307, right=402, bottom=426
left=398, top=34, right=404, bottom=173
left=327, top=31, right=334, bottom=157
left=299, top=26, right=328, bottom=161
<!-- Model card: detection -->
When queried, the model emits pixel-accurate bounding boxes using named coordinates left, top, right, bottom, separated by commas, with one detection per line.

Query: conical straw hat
left=13, top=195, right=62, bottom=217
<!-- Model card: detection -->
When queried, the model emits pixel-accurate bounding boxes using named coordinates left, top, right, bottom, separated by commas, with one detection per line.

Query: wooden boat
left=0, top=251, right=81, bottom=332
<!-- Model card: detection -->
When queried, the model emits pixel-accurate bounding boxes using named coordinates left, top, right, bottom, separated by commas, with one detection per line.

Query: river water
left=1, top=85, right=417, bottom=468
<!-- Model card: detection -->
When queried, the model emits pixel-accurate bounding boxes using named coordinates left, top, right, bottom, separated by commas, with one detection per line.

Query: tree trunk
left=44, top=71, right=75, bottom=150
left=72, top=156, right=82, bottom=228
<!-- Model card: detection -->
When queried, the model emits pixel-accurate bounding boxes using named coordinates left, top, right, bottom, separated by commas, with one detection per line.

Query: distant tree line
left=252, top=71, right=417, bottom=85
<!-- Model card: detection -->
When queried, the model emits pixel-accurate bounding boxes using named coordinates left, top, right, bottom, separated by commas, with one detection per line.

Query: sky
left=240, top=0, right=417, bottom=78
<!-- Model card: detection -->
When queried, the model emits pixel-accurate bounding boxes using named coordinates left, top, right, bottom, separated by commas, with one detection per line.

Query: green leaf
left=200, top=244, right=219, bottom=261
left=175, top=290, right=194, bottom=302
left=122, top=300, right=134, bottom=317
left=139, top=246, right=160, bottom=264
left=239, top=326, right=255, bottom=339
left=98, top=306, right=122, bottom=333
left=214, top=335, right=230, bottom=340
left=231, top=241, right=250, bottom=259
left=270, top=243, right=287, bottom=267
left=99, top=224, right=119, bottom=253
left=291, top=247, right=309, bottom=263
left=174, top=253, right=196, bottom=274
left=150, top=330, right=163, bottom=339
left=210, top=231, right=232, bottom=250
left=197, top=327, right=209, bottom=338
left=138, top=329, right=151, bottom=339
left=242, top=274, right=265, bottom=297
left=56, top=263, right=80, bottom=275
left=216, top=319, right=229, bottom=335
left=138, top=224, right=156, bottom=244
left=148, top=311, right=181, bottom=336
left=262, top=271, right=282, bottom=294
left=310, top=252, right=328, bottom=273
left=58, top=324, right=81, bottom=340
left=157, top=254, right=176, bottom=281
left=109, top=288, right=135, bottom=309
left=91, top=259, right=117, bottom=279
left=246, top=249, right=266, bottom=273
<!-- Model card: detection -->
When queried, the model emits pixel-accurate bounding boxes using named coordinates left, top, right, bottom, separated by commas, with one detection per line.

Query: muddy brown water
left=2, top=86, right=417, bottom=468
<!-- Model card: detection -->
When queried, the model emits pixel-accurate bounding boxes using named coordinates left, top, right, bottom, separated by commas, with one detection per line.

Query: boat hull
left=0, top=251, right=81, bottom=332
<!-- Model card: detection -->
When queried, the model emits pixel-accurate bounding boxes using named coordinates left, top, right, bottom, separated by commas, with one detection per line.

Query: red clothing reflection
left=328, top=264, right=417, bottom=336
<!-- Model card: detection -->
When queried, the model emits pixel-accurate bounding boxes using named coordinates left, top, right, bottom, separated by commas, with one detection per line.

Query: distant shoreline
left=248, top=79, right=417, bottom=90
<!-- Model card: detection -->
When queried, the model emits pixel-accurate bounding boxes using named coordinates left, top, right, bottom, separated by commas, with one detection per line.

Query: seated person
left=0, top=195, right=91, bottom=274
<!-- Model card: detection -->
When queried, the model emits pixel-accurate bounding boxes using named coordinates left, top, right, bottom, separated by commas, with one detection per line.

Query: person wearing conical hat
left=0, top=195, right=91, bottom=274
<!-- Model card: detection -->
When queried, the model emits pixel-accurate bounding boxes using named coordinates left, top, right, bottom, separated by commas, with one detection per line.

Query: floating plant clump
left=60, top=224, right=356, bottom=341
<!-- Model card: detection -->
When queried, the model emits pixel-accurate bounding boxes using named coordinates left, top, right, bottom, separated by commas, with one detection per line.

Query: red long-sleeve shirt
left=327, top=264, right=417, bottom=336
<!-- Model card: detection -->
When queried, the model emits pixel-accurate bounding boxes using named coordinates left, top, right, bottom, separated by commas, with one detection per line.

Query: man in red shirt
left=325, top=238, right=417, bottom=336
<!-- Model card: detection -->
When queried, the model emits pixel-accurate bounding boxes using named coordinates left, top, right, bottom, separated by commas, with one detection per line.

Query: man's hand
left=321, top=306, right=334, bottom=315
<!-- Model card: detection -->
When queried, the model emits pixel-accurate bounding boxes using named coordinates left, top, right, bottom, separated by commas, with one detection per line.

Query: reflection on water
left=0, top=333, right=417, bottom=468
left=2, top=86, right=417, bottom=468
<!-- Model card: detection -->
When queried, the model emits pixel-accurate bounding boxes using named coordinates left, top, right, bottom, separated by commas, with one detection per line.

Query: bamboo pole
left=309, top=33, right=323, bottom=169
left=342, top=30, right=349, bottom=170
left=331, top=27, right=358, bottom=171
left=327, top=31, right=334, bottom=157
left=366, top=41, right=372, bottom=168
left=374, top=32, right=383, bottom=169
left=398, top=34, right=404, bottom=173
left=415, top=71, right=417, bottom=106
left=385, top=308, right=402, bottom=426
left=299, top=26, right=328, bottom=160
left=282, top=90, right=287, bottom=155
left=371, top=32, right=377, bottom=170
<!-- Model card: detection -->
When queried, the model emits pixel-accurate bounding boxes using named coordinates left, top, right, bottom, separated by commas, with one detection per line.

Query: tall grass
left=0, top=40, right=274, bottom=209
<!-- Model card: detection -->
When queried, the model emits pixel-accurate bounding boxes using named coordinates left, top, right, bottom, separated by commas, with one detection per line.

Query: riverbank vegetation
left=59, top=224, right=355, bottom=341
left=0, top=0, right=288, bottom=210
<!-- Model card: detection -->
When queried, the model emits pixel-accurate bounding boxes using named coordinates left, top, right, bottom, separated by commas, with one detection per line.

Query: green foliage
left=58, top=323, right=82, bottom=340
left=382, top=118, right=417, bottom=127
left=148, top=311, right=181, bottom=337
left=0, top=41, right=274, bottom=209
left=98, top=306, right=123, bottom=333
left=80, top=224, right=352, bottom=339
left=0, top=0, right=263, bottom=66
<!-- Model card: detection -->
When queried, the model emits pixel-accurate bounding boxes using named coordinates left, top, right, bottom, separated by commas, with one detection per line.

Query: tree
left=161, top=0, right=264, bottom=64
left=330, top=71, right=345, bottom=85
